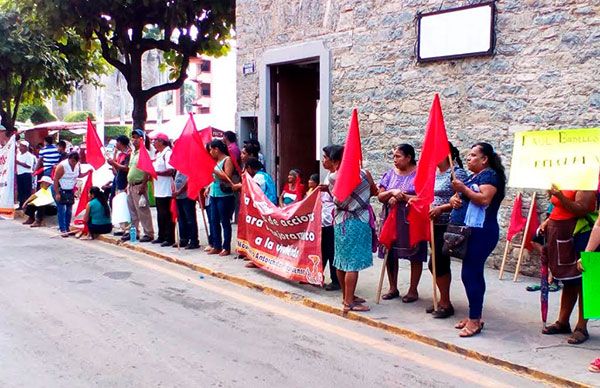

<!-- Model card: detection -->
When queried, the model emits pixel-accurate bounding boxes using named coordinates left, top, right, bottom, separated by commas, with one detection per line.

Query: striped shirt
left=38, top=145, right=61, bottom=168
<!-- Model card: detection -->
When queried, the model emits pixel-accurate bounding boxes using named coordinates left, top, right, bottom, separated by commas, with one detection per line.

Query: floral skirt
left=334, top=218, right=373, bottom=272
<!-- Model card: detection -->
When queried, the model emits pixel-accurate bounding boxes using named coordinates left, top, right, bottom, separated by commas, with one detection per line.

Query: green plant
left=105, top=125, right=131, bottom=139
left=17, top=103, right=56, bottom=124
left=64, top=110, right=95, bottom=122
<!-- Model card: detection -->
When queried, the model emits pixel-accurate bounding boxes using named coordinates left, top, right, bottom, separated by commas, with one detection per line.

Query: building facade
left=236, top=0, right=600, bottom=274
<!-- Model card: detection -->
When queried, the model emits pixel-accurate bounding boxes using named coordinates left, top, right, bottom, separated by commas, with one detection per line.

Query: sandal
left=567, top=328, right=589, bottom=345
left=542, top=321, right=572, bottom=335
left=381, top=290, right=400, bottom=300
left=401, top=294, right=418, bottom=303
left=526, top=284, right=541, bottom=292
left=341, top=296, right=367, bottom=304
left=459, top=322, right=484, bottom=338
left=455, top=318, right=469, bottom=329
left=432, top=305, right=455, bottom=319
left=343, top=302, right=370, bottom=313
left=589, top=358, right=600, bottom=373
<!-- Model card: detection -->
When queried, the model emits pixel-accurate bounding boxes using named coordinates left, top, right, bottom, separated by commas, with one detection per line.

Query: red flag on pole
left=407, top=94, right=450, bottom=246
left=74, top=172, right=93, bottom=219
left=332, top=109, right=362, bottom=202
left=199, top=126, right=213, bottom=146
left=506, top=193, right=526, bottom=242
left=169, top=113, right=217, bottom=200
left=524, top=196, right=540, bottom=250
left=85, top=117, right=105, bottom=170
left=170, top=197, right=178, bottom=223
left=136, top=143, right=157, bottom=180
left=379, top=204, right=398, bottom=250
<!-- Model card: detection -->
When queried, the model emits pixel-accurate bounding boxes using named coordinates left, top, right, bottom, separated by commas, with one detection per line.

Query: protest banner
left=237, top=173, right=324, bottom=286
left=508, top=128, right=600, bottom=190
left=580, top=252, right=600, bottom=319
left=0, top=135, right=16, bottom=219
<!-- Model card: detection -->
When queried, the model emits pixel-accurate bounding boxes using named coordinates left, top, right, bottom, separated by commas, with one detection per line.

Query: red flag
left=85, top=117, right=105, bottom=170
left=379, top=204, right=398, bottom=250
left=74, top=172, right=93, bottom=219
left=136, top=143, right=157, bottom=180
left=199, top=126, right=213, bottom=145
left=506, top=193, right=526, bottom=242
left=170, top=197, right=178, bottom=223
left=407, top=94, right=450, bottom=246
left=169, top=113, right=216, bottom=200
left=332, top=109, right=362, bottom=202
left=524, top=196, right=540, bottom=250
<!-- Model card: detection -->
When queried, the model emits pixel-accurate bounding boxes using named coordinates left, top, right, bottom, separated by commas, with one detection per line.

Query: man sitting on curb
left=22, top=176, right=57, bottom=227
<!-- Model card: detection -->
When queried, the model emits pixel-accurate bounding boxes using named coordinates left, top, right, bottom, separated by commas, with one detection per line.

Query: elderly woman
left=427, top=143, right=468, bottom=318
left=449, top=142, right=506, bottom=337
left=207, top=139, right=235, bottom=256
left=329, top=148, right=378, bottom=312
left=280, top=169, right=305, bottom=206
left=378, top=144, right=427, bottom=303
left=540, top=185, right=595, bottom=344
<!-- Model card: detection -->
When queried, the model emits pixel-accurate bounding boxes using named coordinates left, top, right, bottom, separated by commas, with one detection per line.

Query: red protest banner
left=237, top=173, right=324, bottom=286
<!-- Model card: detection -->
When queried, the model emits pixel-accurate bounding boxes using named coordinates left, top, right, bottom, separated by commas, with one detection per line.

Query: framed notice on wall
left=416, top=2, right=496, bottom=63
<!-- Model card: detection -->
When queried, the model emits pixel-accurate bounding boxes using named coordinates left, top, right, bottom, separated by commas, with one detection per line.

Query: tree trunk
left=132, top=95, right=147, bottom=131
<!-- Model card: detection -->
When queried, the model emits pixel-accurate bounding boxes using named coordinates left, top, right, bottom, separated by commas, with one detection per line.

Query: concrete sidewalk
left=79, top=212, right=599, bottom=387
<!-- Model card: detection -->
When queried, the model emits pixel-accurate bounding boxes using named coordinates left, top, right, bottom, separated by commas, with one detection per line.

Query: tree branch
left=95, top=30, right=128, bottom=78
left=142, top=55, right=190, bottom=100
left=11, top=71, right=29, bottom=124
left=139, top=38, right=180, bottom=53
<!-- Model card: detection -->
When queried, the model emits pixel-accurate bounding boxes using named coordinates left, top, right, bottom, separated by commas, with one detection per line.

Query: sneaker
left=160, top=241, right=174, bottom=247
left=139, top=235, right=153, bottom=243
left=151, top=239, right=164, bottom=244
left=185, top=243, right=200, bottom=250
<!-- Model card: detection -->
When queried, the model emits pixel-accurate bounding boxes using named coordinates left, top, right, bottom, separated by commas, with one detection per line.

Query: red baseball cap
left=153, top=132, right=169, bottom=142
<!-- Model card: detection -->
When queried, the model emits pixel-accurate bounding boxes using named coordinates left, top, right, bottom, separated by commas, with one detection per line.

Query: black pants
left=155, top=197, right=175, bottom=243
left=16, top=173, right=32, bottom=208
left=176, top=198, right=199, bottom=245
left=321, top=226, right=339, bottom=285
left=428, top=223, right=452, bottom=277
left=88, top=223, right=112, bottom=235
left=25, top=204, right=57, bottom=221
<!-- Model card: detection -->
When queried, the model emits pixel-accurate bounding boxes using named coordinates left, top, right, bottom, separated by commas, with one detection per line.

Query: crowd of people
left=13, top=128, right=598, bottom=369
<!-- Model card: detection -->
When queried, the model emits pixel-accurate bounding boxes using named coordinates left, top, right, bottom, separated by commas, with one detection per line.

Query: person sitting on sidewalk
left=22, top=176, right=57, bottom=227
left=79, top=186, right=113, bottom=240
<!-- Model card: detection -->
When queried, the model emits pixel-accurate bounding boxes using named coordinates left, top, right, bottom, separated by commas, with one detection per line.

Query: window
left=200, top=60, right=211, bottom=73
left=199, top=107, right=210, bottom=114
left=200, top=83, right=211, bottom=97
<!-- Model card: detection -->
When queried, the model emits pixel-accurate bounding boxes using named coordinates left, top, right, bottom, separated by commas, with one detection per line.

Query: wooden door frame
left=258, top=41, right=331, bottom=181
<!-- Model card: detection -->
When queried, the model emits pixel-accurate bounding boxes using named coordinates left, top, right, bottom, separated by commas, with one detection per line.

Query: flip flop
left=589, top=359, right=600, bottom=373
left=343, top=302, right=370, bottom=313
left=459, top=322, right=484, bottom=338
left=526, top=284, right=541, bottom=292
left=381, top=290, right=400, bottom=300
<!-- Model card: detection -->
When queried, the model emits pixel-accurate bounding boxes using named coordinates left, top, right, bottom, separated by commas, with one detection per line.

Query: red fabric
left=407, top=94, right=450, bottom=246
left=506, top=193, right=526, bottom=242
left=170, top=197, right=178, bottom=223
left=169, top=113, right=217, bottom=200
left=33, top=168, right=43, bottom=176
left=379, top=204, right=398, bottom=250
left=199, top=126, right=213, bottom=146
left=525, top=197, right=540, bottom=250
left=332, top=108, right=363, bottom=202
left=282, top=176, right=305, bottom=203
left=85, top=118, right=105, bottom=170
left=136, top=144, right=157, bottom=180
left=74, top=172, right=93, bottom=218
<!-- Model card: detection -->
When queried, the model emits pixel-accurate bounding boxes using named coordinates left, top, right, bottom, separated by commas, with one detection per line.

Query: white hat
left=19, top=140, right=29, bottom=147
left=39, top=176, right=53, bottom=185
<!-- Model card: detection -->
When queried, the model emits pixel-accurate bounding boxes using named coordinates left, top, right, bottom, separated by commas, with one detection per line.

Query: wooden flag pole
left=430, top=219, right=439, bottom=312
left=447, top=154, right=456, bottom=181
left=499, top=192, right=522, bottom=280
left=513, top=192, right=537, bottom=282
left=198, top=198, right=211, bottom=246
left=376, top=254, right=388, bottom=304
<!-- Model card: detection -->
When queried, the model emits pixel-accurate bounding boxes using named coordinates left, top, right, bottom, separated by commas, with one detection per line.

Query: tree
left=17, top=103, right=57, bottom=124
left=32, top=0, right=235, bottom=130
left=64, top=111, right=95, bottom=123
left=0, top=6, right=103, bottom=133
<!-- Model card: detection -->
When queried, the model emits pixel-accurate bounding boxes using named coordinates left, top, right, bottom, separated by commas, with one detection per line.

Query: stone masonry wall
left=236, top=0, right=600, bottom=276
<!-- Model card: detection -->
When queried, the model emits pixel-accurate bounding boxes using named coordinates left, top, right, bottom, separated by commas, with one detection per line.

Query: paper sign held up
left=508, top=128, right=600, bottom=190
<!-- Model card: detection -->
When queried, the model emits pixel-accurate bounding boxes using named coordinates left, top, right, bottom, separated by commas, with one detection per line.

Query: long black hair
left=395, top=143, right=417, bottom=166
left=208, top=139, right=230, bottom=156
left=90, top=186, right=110, bottom=217
left=449, top=142, right=463, bottom=169
left=473, top=142, right=506, bottom=197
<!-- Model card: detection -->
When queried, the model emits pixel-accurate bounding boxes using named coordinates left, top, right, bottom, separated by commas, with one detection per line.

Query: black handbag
left=442, top=224, right=471, bottom=259
left=59, top=189, right=75, bottom=205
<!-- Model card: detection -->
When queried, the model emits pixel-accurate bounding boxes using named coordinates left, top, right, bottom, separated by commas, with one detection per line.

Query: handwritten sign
left=0, top=135, right=15, bottom=219
left=508, top=128, right=600, bottom=190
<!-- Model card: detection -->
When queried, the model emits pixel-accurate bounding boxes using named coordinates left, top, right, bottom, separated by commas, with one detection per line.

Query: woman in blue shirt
left=82, top=186, right=113, bottom=239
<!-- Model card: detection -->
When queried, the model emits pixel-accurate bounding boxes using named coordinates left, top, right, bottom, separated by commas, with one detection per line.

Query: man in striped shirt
left=36, top=136, right=61, bottom=177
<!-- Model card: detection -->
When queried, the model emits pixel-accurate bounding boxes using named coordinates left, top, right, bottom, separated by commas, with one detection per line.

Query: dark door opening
left=271, top=61, right=320, bottom=191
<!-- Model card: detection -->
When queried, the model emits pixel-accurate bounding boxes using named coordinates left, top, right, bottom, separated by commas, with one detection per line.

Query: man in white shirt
left=15, top=140, right=36, bottom=209
left=151, top=133, right=175, bottom=246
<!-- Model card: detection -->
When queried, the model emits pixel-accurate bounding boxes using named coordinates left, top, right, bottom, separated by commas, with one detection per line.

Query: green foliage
left=64, top=111, right=95, bottom=122
left=0, top=4, right=105, bottom=131
left=28, top=0, right=235, bottom=129
left=16, top=103, right=57, bottom=124
left=105, top=125, right=131, bottom=139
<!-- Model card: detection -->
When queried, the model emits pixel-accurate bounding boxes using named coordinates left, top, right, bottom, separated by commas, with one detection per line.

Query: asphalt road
left=0, top=221, right=547, bottom=387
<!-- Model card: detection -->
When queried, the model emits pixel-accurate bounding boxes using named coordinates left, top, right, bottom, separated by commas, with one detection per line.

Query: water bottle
left=130, top=225, right=137, bottom=243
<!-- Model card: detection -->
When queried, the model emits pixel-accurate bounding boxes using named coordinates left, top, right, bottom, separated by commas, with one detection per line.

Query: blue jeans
left=461, top=222, right=499, bottom=319
left=176, top=198, right=199, bottom=245
left=57, top=202, right=73, bottom=233
left=209, top=196, right=235, bottom=251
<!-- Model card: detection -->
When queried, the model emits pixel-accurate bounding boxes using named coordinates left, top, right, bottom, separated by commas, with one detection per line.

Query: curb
left=97, top=234, right=590, bottom=388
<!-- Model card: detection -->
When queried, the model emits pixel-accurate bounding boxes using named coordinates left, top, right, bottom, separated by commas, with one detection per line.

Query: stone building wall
left=236, top=0, right=600, bottom=276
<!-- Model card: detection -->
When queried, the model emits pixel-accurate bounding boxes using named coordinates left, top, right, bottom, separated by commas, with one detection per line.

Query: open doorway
left=270, top=61, right=320, bottom=190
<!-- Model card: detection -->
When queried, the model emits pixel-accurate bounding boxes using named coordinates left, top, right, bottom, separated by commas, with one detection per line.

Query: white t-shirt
left=58, top=159, right=80, bottom=190
left=321, top=173, right=335, bottom=227
left=16, top=152, right=36, bottom=175
left=153, top=147, right=173, bottom=198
